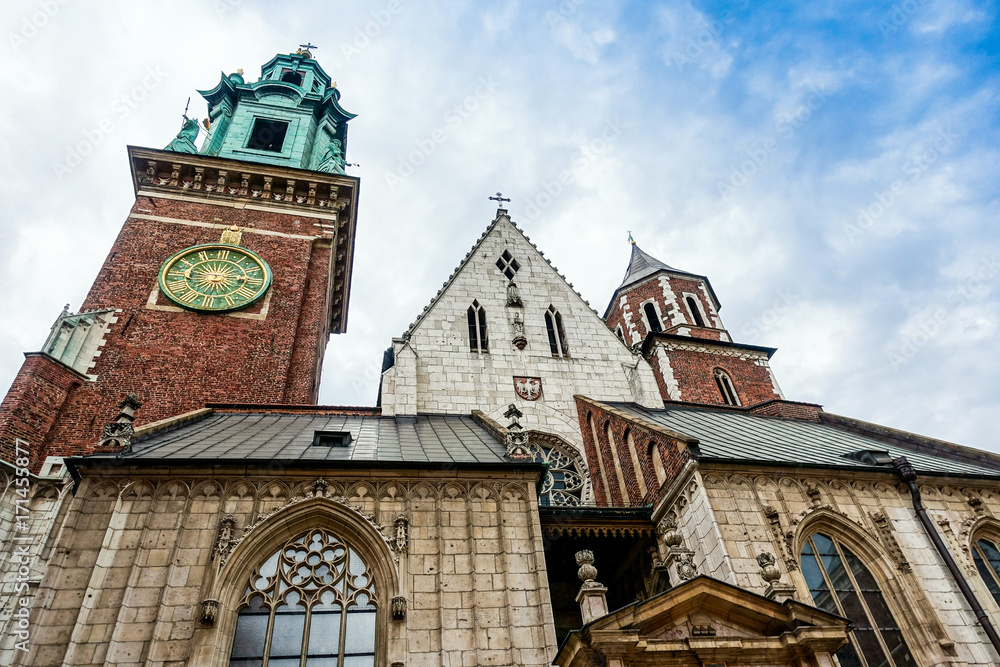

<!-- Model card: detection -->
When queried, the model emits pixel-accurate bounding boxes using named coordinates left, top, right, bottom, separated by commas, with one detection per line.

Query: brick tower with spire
left=604, top=242, right=785, bottom=408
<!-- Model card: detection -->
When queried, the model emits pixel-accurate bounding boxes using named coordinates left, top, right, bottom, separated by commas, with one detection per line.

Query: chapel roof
left=605, top=402, right=1000, bottom=478
left=87, top=410, right=509, bottom=464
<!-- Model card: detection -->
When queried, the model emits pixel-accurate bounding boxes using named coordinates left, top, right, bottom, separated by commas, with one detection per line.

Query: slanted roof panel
left=610, top=403, right=1000, bottom=477
left=103, top=412, right=508, bottom=464
left=618, top=244, right=683, bottom=289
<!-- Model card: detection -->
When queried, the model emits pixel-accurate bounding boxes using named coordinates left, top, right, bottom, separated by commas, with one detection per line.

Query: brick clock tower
left=0, top=48, right=360, bottom=469
left=604, top=242, right=785, bottom=408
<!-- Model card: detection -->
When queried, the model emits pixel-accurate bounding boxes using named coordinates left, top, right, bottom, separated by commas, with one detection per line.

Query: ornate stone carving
left=212, top=515, right=236, bottom=562
left=99, top=393, right=142, bottom=452
left=756, top=552, right=781, bottom=583
left=870, top=511, right=912, bottom=573
left=503, top=404, right=533, bottom=460
left=511, top=310, right=527, bottom=350
left=674, top=551, right=696, bottom=581
left=201, top=598, right=219, bottom=625
left=391, top=595, right=407, bottom=620
left=761, top=504, right=798, bottom=572
left=806, top=484, right=822, bottom=507
left=506, top=280, right=522, bottom=307
left=513, top=377, right=541, bottom=401
left=312, top=478, right=329, bottom=497
left=657, top=517, right=683, bottom=548
left=393, top=515, right=409, bottom=552
left=576, top=550, right=598, bottom=582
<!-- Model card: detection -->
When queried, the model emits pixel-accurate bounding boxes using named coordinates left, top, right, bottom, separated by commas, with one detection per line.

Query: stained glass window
left=230, top=529, right=378, bottom=667
left=801, top=532, right=915, bottom=667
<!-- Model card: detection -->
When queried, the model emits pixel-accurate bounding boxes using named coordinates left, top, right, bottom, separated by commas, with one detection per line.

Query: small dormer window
left=495, top=250, right=520, bottom=280
left=312, top=431, right=352, bottom=447
left=247, top=118, right=288, bottom=152
left=643, top=302, right=663, bottom=334
left=280, top=70, right=303, bottom=86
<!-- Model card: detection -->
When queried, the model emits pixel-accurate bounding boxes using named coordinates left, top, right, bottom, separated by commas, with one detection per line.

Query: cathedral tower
left=0, top=48, right=360, bottom=469
left=604, top=243, right=783, bottom=407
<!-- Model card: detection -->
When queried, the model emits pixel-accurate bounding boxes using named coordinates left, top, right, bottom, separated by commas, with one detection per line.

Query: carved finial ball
left=576, top=550, right=598, bottom=582
left=757, top=552, right=781, bottom=583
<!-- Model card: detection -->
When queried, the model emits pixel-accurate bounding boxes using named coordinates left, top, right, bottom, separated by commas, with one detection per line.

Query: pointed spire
left=618, top=243, right=682, bottom=289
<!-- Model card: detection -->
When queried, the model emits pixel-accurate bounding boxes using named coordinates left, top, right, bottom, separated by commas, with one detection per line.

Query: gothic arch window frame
left=586, top=412, right=612, bottom=502
left=682, top=292, right=708, bottom=328
left=969, top=518, right=1000, bottom=613
left=205, top=497, right=400, bottom=667
left=614, top=324, right=627, bottom=344
left=603, top=420, right=630, bottom=505
left=647, top=439, right=667, bottom=487
left=713, top=367, right=741, bottom=406
left=467, top=300, right=488, bottom=353
left=545, top=305, right=570, bottom=357
left=623, top=428, right=648, bottom=498
left=526, top=432, right=591, bottom=507
left=792, top=509, right=938, bottom=667
left=640, top=299, right=664, bottom=335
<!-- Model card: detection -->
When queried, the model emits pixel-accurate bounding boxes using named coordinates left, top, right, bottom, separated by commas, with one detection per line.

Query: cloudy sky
left=2, top=0, right=999, bottom=452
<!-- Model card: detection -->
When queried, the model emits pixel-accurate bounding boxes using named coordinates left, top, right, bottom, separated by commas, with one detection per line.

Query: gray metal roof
left=101, top=412, right=508, bottom=464
left=609, top=403, right=1000, bottom=478
left=618, top=244, right=684, bottom=289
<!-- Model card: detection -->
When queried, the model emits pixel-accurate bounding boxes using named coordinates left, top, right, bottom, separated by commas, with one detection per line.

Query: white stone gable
left=380, top=213, right=662, bottom=452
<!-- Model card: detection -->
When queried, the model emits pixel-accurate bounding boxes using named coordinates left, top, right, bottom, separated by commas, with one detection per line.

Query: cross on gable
left=489, top=192, right=511, bottom=206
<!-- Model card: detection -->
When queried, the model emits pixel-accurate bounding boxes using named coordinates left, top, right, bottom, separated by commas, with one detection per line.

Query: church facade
left=2, top=50, right=1000, bottom=667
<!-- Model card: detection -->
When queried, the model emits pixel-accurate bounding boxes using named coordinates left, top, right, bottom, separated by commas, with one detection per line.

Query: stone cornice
left=642, top=332, right=777, bottom=360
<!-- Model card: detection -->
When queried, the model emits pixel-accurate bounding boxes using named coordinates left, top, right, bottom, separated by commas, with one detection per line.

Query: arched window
left=545, top=306, right=569, bottom=357
left=230, top=528, right=378, bottom=667
left=615, top=325, right=626, bottom=344
left=643, top=302, right=663, bottom=334
left=801, top=532, right=916, bottom=667
left=280, top=70, right=304, bottom=86
left=685, top=295, right=706, bottom=327
left=467, top=300, right=488, bottom=353
left=714, top=368, right=740, bottom=406
left=972, top=537, right=1000, bottom=607
left=529, top=439, right=587, bottom=506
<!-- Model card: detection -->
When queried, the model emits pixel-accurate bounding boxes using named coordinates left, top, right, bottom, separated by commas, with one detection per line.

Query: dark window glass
left=495, top=250, right=520, bottom=280
left=248, top=118, right=289, bottom=152
left=973, top=538, right=1000, bottom=607
left=555, top=311, right=569, bottom=356
left=644, top=303, right=662, bottom=333
left=467, top=301, right=487, bottom=353
left=801, top=533, right=915, bottom=667
left=686, top=296, right=706, bottom=327
left=281, top=70, right=303, bottom=86
left=545, top=310, right=558, bottom=354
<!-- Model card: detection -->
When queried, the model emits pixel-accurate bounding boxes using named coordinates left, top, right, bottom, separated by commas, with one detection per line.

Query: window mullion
left=976, top=542, right=1000, bottom=590
left=299, top=605, right=312, bottom=667
left=261, top=605, right=278, bottom=667
left=834, top=540, right=897, bottom=667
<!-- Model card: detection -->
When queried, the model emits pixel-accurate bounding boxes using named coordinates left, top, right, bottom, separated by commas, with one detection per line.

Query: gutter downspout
left=893, top=456, right=1000, bottom=656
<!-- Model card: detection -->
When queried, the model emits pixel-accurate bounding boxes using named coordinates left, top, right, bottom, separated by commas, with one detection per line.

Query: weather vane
left=489, top=192, right=511, bottom=207
left=628, top=230, right=635, bottom=245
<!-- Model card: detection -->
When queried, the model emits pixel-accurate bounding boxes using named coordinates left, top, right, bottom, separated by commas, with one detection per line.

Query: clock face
left=158, top=244, right=272, bottom=312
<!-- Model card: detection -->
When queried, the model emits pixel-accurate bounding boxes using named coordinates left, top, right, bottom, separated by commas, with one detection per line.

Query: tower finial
left=628, top=230, right=635, bottom=245
left=297, top=43, right=318, bottom=58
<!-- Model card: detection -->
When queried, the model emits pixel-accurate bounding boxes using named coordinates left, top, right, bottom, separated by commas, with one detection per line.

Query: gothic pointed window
left=972, top=537, right=1000, bottom=607
left=467, top=300, right=488, bottom=353
left=230, top=529, right=378, bottom=667
left=714, top=368, right=740, bottom=406
left=685, top=295, right=706, bottom=327
left=801, top=533, right=916, bottom=667
left=615, top=326, right=626, bottom=344
left=545, top=306, right=569, bottom=357
left=529, top=439, right=587, bottom=506
left=643, top=302, right=663, bottom=334
left=495, top=250, right=520, bottom=280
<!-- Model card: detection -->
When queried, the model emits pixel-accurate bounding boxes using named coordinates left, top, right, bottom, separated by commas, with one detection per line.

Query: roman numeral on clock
left=235, top=286, right=258, bottom=300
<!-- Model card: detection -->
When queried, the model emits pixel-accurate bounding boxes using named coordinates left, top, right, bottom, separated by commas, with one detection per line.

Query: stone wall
left=379, top=214, right=662, bottom=451
left=17, top=466, right=556, bottom=667
left=657, top=465, right=1000, bottom=666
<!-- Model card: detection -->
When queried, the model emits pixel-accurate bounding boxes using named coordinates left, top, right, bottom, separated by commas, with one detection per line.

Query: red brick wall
left=651, top=345, right=779, bottom=407
left=605, top=275, right=722, bottom=344
left=750, top=400, right=822, bottom=420
left=577, top=399, right=690, bottom=507
left=22, top=195, right=338, bottom=463
left=0, top=354, right=84, bottom=469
